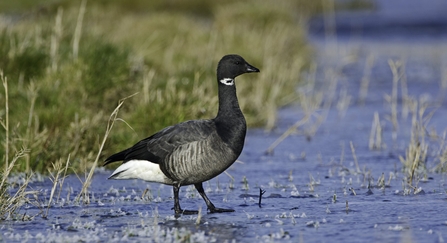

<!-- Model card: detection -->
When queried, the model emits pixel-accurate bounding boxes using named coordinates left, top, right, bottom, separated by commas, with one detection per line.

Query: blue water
left=2, top=0, right=447, bottom=242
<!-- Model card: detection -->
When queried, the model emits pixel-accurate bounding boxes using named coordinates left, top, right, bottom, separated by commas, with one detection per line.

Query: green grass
left=0, top=0, right=317, bottom=174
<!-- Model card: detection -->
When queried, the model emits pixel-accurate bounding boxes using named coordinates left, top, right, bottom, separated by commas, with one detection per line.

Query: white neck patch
left=219, top=78, right=234, bottom=86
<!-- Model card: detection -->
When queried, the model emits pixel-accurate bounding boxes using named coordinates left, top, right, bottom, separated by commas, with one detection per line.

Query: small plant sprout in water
left=225, top=171, right=235, bottom=190
left=376, top=172, right=386, bottom=188
left=258, top=188, right=266, bottom=208
left=268, top=179, right=277, bottom=188
left=215, top=178, right=222, bottom=193
left=195, top=206, right=202, bottom=225
left=185, top=185, right=197, bottom=198
left=275, top=218, right=284, bottom=225
left=306, top=220, right=320, bottom=228
left=44, top=155, right=70, bottom=218
left=308, top=182, right=314, bottom=192
left=369, top=111, right=383, bottom=150
left=345, top=201, right=349, bottom=214
left=387, top=172, right=395, bottom=186
left=286, top=212, right=298, bottom=225
left=242, top=176, right=249, bottom=191
left=244, top=210, right=255, bottom=219
left=288, top=170, right=294, bottom=182
left=399, top=96, right=430, bottom=189
left=151, top=207, right=159, bottom=225
left=332, top=192, right=337, bottom=203
left=228, top=179, right=235, bottom=190
left=434, top=131, right=447, bottom=173
left=350, top=141, right=361, bottom=174
left=141, top=187, right=153, bottom=201
left=290, top=184, right=300, bottom=196
left=359, top=54, right=375, bottom=105
left=366, top=179, right=374, bottom=195
left=385, top=59, right=405, bottom=141
left=336, top=86, right=351, bottom=118
left=205, top=181, right=212, bottom=194
left=222, top=193, right=230, bottom=203
left=308, top=173, right=320, bottom=192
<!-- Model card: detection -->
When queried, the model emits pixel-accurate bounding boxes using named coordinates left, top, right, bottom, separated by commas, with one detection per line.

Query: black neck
left=214, top=82, right=247, bottom=155
left=216, top=83, right=243, bottom=119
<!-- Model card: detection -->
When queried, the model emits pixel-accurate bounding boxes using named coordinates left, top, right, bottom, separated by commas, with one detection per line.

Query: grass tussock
left=435, top=132, right=447, bottom=173
left=384, top=60, right=447, bottom=184
left=0, top=0, right=315, bottom=174
left=0, top=149, right=35, bottom=220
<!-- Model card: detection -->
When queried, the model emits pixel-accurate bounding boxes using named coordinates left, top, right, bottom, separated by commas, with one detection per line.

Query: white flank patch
left=109, top=160, right=167, bottom=183
left=219, top=78, right=234, bottom=86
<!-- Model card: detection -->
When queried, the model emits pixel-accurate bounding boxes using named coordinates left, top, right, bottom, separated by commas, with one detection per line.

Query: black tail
left=104, top=149, right=128, bottom=166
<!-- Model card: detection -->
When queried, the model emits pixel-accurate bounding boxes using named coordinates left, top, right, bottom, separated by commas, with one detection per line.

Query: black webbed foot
left=173, top=208, right=199, bottom=215
left=208, top=206, right=234, bottom=213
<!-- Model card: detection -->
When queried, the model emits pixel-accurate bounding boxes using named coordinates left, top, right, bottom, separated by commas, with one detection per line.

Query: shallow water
left=3, top=1, right=447, bottom=242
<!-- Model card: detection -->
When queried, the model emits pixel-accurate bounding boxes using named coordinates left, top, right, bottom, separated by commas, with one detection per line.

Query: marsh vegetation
left=0, top=0, right=315, bottom=174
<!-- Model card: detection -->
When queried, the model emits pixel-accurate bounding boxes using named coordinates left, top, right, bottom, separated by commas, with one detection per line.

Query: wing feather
left=104, top=119, right=215, bottom=166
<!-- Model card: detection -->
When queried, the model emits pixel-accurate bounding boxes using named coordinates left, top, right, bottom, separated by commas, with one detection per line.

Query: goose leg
left=173, top=184, right=199, bottom=215
left=194, top=183, right=234, bottom=213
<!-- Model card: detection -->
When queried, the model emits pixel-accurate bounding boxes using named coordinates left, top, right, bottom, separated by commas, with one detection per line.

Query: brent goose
left=104, top=54, right=259, bottom=215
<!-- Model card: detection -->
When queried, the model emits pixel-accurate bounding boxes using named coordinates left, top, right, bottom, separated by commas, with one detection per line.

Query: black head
left=217, top=54, right=260, bottom=82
